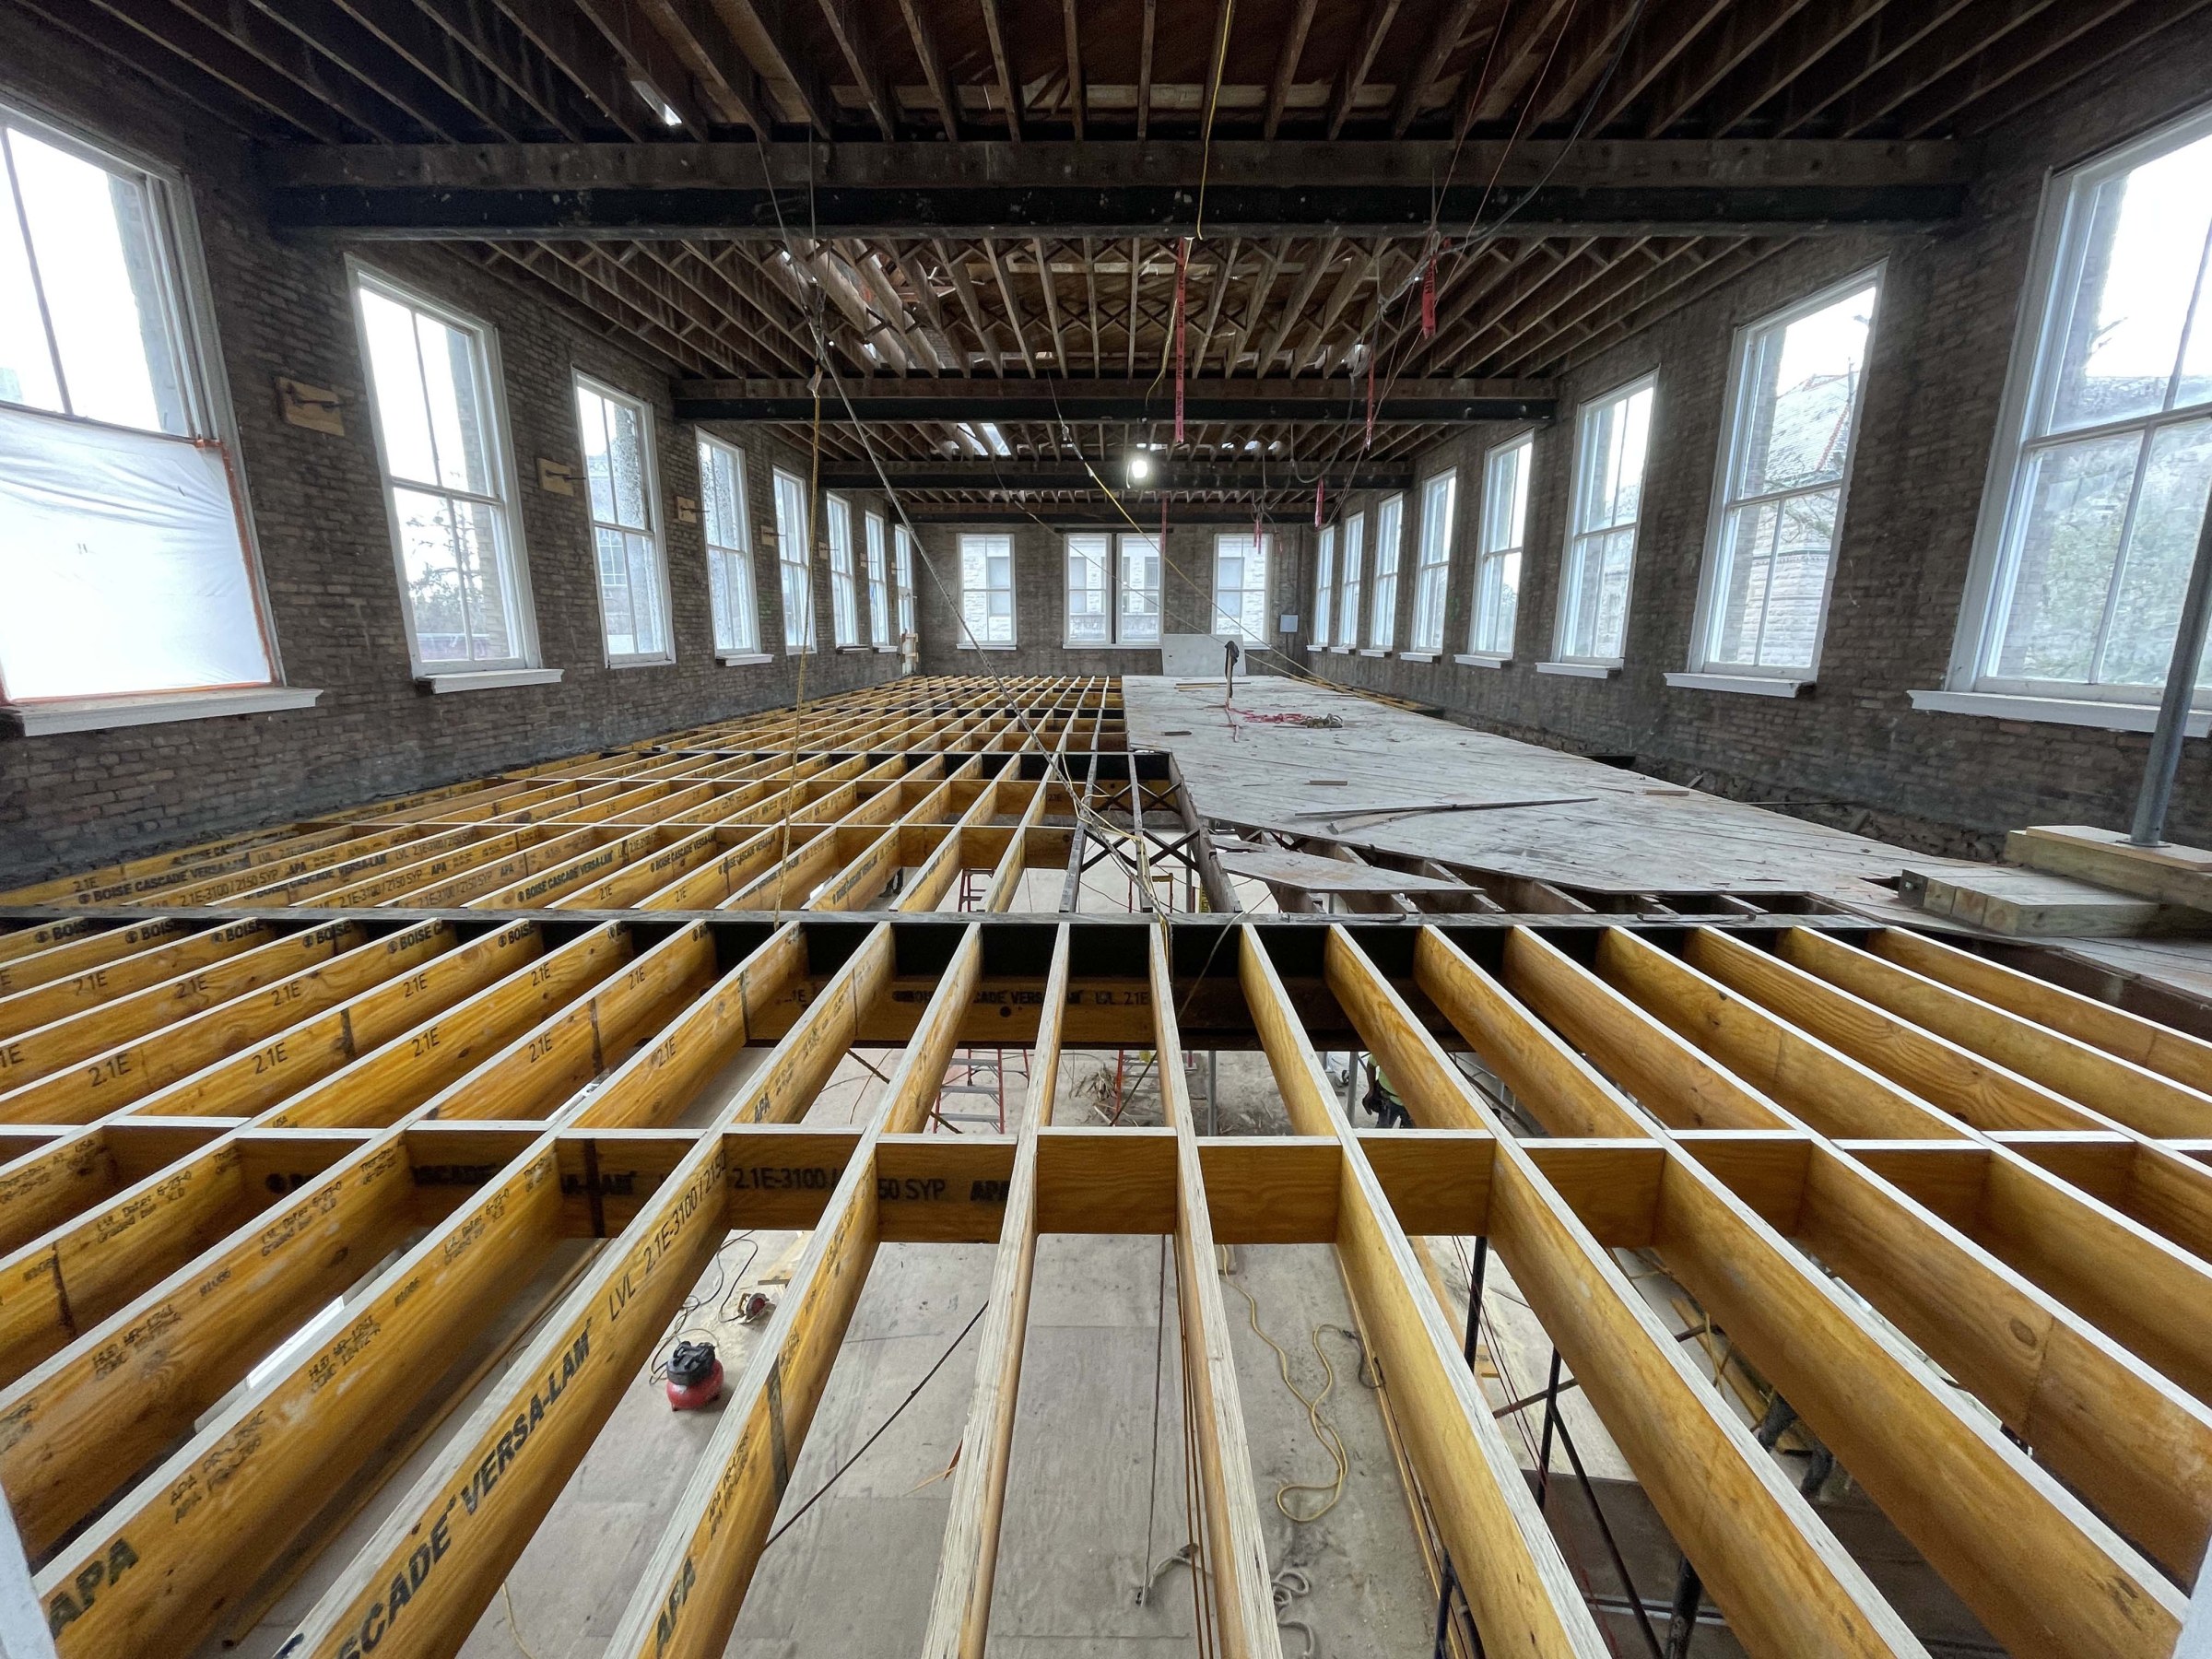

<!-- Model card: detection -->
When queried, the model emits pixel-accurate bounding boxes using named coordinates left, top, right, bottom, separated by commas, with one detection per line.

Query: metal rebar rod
left=1553, top=1408, right=1665, bottom=1659
left=2130, top=497, right=2212, bottom=847
left=1662, top=1394, right=1796, bottom=1657
left=1534, top=1348, right=1565, bottom=1511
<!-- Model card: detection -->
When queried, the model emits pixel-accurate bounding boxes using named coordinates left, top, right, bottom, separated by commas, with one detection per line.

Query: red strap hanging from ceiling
left=1364, top=349, right=1376, bottom=453
left=1314, top=476, right=1324, bottom=529
left=1421, top=251, right=1438, bottom=339
left=1173, top=237, right=1190, bottom=445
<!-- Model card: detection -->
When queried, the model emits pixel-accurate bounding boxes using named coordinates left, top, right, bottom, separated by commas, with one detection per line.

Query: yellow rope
left=1223, top=1275, right=1349, bottom=1524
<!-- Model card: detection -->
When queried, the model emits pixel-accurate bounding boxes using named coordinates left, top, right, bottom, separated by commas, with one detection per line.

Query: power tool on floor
left=665, top=1339, right=724, bottom=1410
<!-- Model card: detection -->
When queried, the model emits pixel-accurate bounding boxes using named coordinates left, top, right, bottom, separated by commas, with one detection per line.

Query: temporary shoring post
left=2129, top=498, right=2212, bottom=846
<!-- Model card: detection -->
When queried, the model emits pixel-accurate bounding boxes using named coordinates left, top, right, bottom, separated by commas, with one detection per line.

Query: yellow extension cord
left=1222, top=1275, right=1349, bottom=1524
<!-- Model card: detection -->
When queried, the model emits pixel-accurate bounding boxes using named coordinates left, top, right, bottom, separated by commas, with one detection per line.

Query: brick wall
left=1304, top=17, right=2212, bottom=859
left=0, top=10, right=898, bottom=888
left=912, top=520, right=1308, bottom=680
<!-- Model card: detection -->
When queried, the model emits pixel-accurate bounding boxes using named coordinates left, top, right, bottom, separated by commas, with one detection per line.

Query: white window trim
left=1687, top=266, right=1883, bottom=686
left=1938, top=103, right=2212, bottom=724
left=1471, top=432, right=1534, bottom=659
left=574, top=372, right=673, bottom=667
left=865, top=509, right=892, bottom=649
left=1211, top=530, right=1271, bottom=644
left=893, top=524, right=918, bottom=642
left=1336, top=511, right=1366, bottom=649
left=771, top=465, right=816, bottom=655
left=1063, top=532, right=1163, bottom=648
left=1312, top=524, right=1336, bottom=649
left=351, top=261, right=542, bottom=683
left=1369, top=496, right=1403, bottom=649
left=698, top=433, right=760, bottom=657
left=1550, top=373, right=1655, bottom=669
left=958, top=532, right=1018, bottom=649
left=826, top=492, right=862, bottom=648
left=1665, top=671, right=1809, bottom=698
left=0, top=98, right=307, bottom=732
left=423, top=666, right=563, bottom=694
left=1409, top=470, right=1456, bottom=653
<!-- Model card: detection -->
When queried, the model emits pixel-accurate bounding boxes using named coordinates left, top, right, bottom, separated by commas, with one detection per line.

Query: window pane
left=1337, top=514, right=1363, bottom=646
left=1371, top=496, right=1403, bottom=645
left=2102, top=418, right=2212, bottom=686
left=394, top=487, right=465, bottom=663
left=2049, top=132, right=2212, bottom=433
left=1991, top=429, right=2142, bottom=683
left=1577, top=385, right=1653, bottom=533
left=1066, top=535, right=1109, bottom=642
left=774, top=470, right=811, bottom=650
left=0, top=159, right=60, bottom=414
left=1412, top=472, right=1454, bottom=652
left=1313, top=527, right=1335, bottom=644
left=1121, top=532, right=1161, bottom=643
left=866, top=512, right=890, bottom=647
left=579, top=386, right=649, bottom=531
left=7, top=127, right=184, bottom=435
left=1711, top=489, right=1836, bottom=670
left=828, top=495, right=858, bottom=646
left=360, top=288, right=439, bottom=487
left=0, top=406, right=270, bottom=698
left=414, top=309, right=493, bottom=496
left=625, top=530, right=666, bottom=656
left=1474, top=550, right=1519, bottom=655
left=1735, top=286, right=1875, bottom=498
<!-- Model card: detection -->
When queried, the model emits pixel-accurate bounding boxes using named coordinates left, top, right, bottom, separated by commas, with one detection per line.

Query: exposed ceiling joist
left=260, top=137, right=1971, bottom=239
left=809, top=460, right=1417, bottom=491
left=672, top=376, right=1551, bottom=422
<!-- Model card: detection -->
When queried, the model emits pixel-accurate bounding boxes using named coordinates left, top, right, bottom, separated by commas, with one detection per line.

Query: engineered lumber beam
left=1320, top=926, right=1925, bottom=1659
left=594, top=924, right=964, bottom=1659
left=1155, top=930, right=1284, bottom=1659
left=923, top=922, right=1069, bottom=1659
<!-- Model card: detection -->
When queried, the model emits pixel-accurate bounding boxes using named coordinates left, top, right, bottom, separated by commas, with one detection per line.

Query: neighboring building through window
left=894, top=524, right=917, bottom=638
left=1369, top=494, right=1404, bottom=647
left=356, top=269, right=535, bottom=676
left=1335, top=511, right=1365, bottom=647
left=826, top=493, right=859, bottom=647
left=1952, top=107, right=2212, bottom=712
left=698, top=435, right=759, bottom=655
left=1065, top=532, right=1159, bottom=645
left=1410, top=470, right=1455, bottom=653
left=1214, top=533, right=1270, bottom=643
left=1312, top=524, right=1336, bottom=648
left=1691, top=273, right=1879, bottom=678
left=1472, top=435, right=1530, bottom=657
left=575, top=376, right=669, bottom=664
left=772, top=467, right=814, bottom=652
left=865, top=511, right=892, bottom=648
left=1555, top=378, right=1654, bottom=665
left=0, top=108, right=286, bottom=712
left=960, top=533, right=1016, bottom=645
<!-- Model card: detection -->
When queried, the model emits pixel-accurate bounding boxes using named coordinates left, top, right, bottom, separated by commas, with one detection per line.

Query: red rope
left=1421, top=252, right=1438, bottom=338
left=1313, top=476, right=1324, bottom=529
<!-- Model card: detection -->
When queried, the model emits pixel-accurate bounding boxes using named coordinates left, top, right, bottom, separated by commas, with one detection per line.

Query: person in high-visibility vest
left=1362, top=1058, right=1411, bottom=1129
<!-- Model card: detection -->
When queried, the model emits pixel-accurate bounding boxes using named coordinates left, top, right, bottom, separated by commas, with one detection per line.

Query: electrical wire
left=762, top=1297, right=990, bottom=1548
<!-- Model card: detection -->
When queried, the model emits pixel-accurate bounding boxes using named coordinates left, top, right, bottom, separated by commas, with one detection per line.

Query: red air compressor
left=665, top=1339, right=724, bottom=1410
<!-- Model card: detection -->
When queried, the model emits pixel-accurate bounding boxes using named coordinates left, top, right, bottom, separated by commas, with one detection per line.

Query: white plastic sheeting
left=0, top=404, right=271, bottom=701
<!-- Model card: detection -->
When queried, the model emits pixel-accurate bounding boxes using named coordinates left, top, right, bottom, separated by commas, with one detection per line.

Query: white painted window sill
left=835, top=643, right=872, bottom=653
left=418, top=666, right=563, bottom=695
left=717, top=651, right=774, bottom=666
left=606, top=655, right=675, bottom=671
left=1399, top=652, right=1437, bottom=664
left=1454, top=653, right=1511, bottom=669
left=958, top=642, right=1019, bottom=652
left=1062, top=641, right=1161, bottom=651
left=1358, top=648, right=1389, bottom=658
left=872, top=645, right=898, bottom=654
left=1535, top=660, right=1619, bottom=679
left=5, top=685, right=324, bottom=736
left=1327, top=646, right=1352, bottom=655
left=1908, top=688, right=2211, bottom=735
left=1665, top=671, right=1809, bottom=699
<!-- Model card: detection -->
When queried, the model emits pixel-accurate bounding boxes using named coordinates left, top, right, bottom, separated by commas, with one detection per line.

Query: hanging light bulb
left=1127, top=452, right=1154, bottom=484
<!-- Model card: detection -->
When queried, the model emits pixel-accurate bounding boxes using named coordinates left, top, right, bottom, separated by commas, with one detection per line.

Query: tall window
left=1409, top=471, right=1456, bottom=652
left=1556, top=378, right=1654, bottom=665
left=698, top=435, right=759, bottom=655
left=826, top=493, right=860, bottom=647
left=0, top=110, right=282, bottom=709
left=894, top=524, right=917, bottom=638
left=1065, top=533, right=1159, bottom=645
left=1472, top=435, right=1530, bottom=657
left=865, top=512, right=892, bottom=648
left=575, top=376, right=669, bottom=665
left=1214, top=533, right=1270, bottom=643
left=1958, top=108, right=2212, bottom=708
left=1312, top=524, right=1336, bottom=648
left=1693, top=274, right=1879, bottom=678
left=960, top=533, right=1016, bottom=645
left=356, top=272, right=534, bottom=675
left=1335, top=512, right=1365, bottom=647
left=772, top=467, right=814, bottom=653
left=1369, top=495, right=1404, bottom=647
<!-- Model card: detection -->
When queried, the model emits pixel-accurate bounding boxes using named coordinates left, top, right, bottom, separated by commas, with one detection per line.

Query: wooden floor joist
left=0, top=678, right=2207, bottom=1658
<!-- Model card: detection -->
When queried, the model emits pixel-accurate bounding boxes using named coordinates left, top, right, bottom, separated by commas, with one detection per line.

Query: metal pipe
left=1534, top=1348, right=1565, bottom=1511
left=1661, top=1394, right=1796, bottom=1657
left=2129, top=497, right=2212, bottom=846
